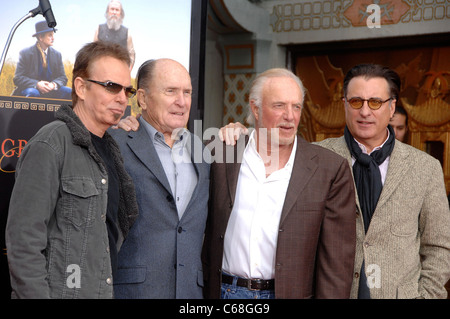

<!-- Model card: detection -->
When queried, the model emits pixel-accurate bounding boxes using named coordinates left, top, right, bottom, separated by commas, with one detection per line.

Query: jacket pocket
left=389, top=223, right=416, bottom=237
left=114, top=266, right=147, bottom=285
left=61, top=177, right=100, bottom=227
left=397, top=281, right=421, bottom=299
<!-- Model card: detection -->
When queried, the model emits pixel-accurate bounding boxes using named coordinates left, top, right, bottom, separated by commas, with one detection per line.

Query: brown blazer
left=202, top=135, right=357, bottom=299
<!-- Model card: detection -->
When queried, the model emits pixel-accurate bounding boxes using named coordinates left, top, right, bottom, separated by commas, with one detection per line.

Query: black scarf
left=344, top=125, right=395, bottom=232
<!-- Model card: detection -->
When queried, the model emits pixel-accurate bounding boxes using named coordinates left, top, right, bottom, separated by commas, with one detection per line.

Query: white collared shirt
left=351, top=128, right=391, bottom=184
left=222, top=131, right=297, bottom=280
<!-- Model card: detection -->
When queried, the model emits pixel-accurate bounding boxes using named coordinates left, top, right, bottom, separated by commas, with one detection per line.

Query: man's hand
left=36, top=81, right=54, bottom=94
left=218, top=122, right=249, bottom=145
left=112, top=115, right=140, bottom=131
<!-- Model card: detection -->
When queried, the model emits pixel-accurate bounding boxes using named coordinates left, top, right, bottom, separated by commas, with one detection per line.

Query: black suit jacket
left=13, top=44, right=68, bottom=95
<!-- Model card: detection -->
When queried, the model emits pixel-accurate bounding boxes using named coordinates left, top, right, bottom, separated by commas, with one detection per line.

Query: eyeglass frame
left=343, top=96, right=394, bottom=110
left=87, top=79, right=136, bottom=98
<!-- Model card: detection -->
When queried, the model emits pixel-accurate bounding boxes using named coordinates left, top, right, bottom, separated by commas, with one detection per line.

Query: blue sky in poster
left=0, top=0, right=192, bottom=77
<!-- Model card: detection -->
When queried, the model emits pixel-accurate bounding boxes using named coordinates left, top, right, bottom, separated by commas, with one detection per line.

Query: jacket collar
left=225, top=135, right=319, bottom=226
left=329, top=136, right=411, bottom=212
left=56, top=104, right=93, bottom=148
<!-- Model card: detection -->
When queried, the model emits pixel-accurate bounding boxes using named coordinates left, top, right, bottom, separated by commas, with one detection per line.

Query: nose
left=359, top=100, right=372, bottom=116
left=283, top=105, right=295, bottom=121
left=174, top=91, right=189, bottom=108
left=115, top=88, right=128, bottom=105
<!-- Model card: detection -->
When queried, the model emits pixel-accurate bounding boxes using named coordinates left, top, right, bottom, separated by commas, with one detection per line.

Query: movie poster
left=0, top=0, right=193, bottom=299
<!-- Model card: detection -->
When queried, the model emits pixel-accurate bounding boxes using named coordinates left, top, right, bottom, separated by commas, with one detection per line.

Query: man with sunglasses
left=319, top=64, right=450, bottom=299
left=6, top=41, right=139, bottom=298
left=220, top=63, right=450, bottom=299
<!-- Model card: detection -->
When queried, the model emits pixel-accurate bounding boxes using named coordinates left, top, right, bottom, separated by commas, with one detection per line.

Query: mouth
left=110, top=108, right=124, bottom=117
left=277, top=123, right=295, bottom=132
left=356, top=120, right=374, bottom=127
left=170, top=112, right=185, bottom=117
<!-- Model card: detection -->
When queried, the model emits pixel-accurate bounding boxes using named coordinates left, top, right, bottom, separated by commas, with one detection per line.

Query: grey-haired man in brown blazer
left=202, top=68, right=357, bottom=299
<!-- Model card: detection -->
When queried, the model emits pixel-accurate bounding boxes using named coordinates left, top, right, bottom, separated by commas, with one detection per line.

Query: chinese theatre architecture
left=204, top=0, right=450, bottom=195
left=204, top=0, right=450, bottom=297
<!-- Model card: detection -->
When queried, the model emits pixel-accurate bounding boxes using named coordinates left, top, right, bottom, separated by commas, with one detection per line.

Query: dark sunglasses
left=345, top=97, right=393, bottom=110
left=87, top=79, right=136, bottom=98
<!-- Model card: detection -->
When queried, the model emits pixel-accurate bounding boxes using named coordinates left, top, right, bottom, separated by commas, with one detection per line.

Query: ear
left=137, top=88, right=147, bottom=110
left=74, top=77, right=86, bottom=101
left=390, top=98, right=396, bottom=119
left=250, top=100, right=259, bottom=122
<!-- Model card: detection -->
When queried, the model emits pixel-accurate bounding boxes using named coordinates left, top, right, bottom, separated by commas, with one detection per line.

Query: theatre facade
left=202, top=0, right=450, bottom=195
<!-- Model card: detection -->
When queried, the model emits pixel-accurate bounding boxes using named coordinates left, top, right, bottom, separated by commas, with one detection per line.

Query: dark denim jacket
left=6, top=105, right=138, bottom=298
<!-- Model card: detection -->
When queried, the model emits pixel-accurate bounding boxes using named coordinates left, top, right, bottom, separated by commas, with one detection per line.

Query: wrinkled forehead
left=38, top=31, right=54, bottom=39
left=152, top=61, right=192, bottom=88
left=88, top=56, right=131, bottom=83
left=262, top=76, right=303, bottom=102
left=109, top=1, right=122, bottom=11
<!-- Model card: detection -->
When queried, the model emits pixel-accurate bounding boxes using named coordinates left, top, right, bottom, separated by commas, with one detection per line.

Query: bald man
left=109, top=59, right=210, bottom=299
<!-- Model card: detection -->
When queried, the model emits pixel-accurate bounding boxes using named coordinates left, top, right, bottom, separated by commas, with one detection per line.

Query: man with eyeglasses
left=6, top=41, right=139, bottom=298
left=319, top=63, right=450, bottom=299
left=109, top=59, right=210, bottom=298
left=220, top=63, right=450, bottom=299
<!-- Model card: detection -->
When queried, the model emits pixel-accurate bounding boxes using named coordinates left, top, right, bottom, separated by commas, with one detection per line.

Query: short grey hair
left=246, top=68, right=306, bottom=125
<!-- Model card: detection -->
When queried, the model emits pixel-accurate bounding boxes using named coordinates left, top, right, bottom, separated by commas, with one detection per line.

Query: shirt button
left=106, top=277, right=112, bottom=285
left=101, top=178, right=107, bottom=185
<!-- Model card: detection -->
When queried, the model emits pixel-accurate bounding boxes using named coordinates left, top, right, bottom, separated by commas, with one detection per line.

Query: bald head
left=136, top=58, right=192, bottom=146
left=136, top=58, right=189, bottom=94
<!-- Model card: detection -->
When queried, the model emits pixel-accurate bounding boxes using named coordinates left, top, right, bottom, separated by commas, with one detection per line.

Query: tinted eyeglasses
left=345, top=97, right=393, bottom=110
left=87, top=79, right=136, bottom=98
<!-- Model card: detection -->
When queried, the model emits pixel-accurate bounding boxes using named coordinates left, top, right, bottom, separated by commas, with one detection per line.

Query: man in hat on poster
left=12, top=20, right=71, bottom=99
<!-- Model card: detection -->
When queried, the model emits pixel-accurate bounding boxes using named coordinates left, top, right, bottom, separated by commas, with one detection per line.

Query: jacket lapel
left=179, top=133, right=209, bottom=217
left=322, top=137, right=362, bottom=212
left=126, top=123, right=172, bottom=195
left=375, top=141, right=410, bottom=209
left=226, top=135, right=248, bottom=208
left=324, top=137, right=411, bottom=214
left=280, top=138, right=318, bottom=226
